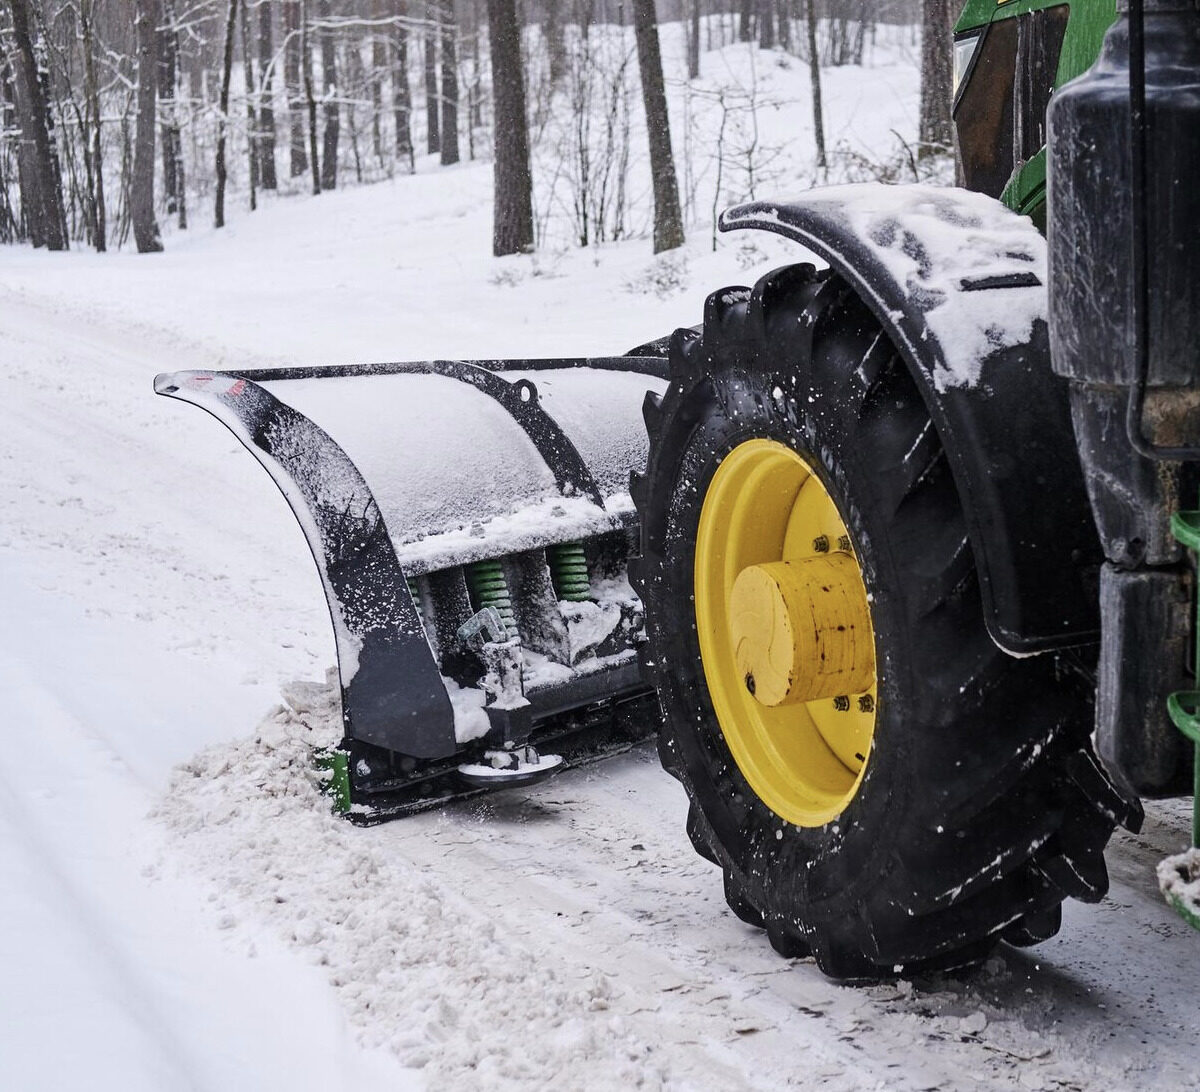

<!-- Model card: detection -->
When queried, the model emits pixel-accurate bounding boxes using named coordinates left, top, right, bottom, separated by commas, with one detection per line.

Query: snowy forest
left=0, top=0, right=947, bottom=257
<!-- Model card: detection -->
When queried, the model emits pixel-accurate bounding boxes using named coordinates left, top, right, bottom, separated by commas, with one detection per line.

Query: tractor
left=157, top=0, right=1200, bottom=978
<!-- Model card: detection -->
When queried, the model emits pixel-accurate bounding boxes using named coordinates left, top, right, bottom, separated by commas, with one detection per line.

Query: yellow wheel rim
left=695, top=439, right=878, bottom=827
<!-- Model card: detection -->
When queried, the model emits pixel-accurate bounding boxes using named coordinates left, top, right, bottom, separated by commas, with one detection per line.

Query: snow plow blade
left=154, top=357, right=668, bottom=820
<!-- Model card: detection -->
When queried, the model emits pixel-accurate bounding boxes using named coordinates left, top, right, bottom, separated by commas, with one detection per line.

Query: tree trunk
left=317, top=0, right=339, bottom=188
left=805, top=0, right=826, bottom=169
left=918, top=0, right=954, bottom=155
left=133, top=0, right=163, bottom=250
left=424, top=13, right=439, bottom=154
left=486, top=0, right=532, bottom=256
left=632, top=0, right=683, bottom=253
left=7, top=38, right=42, bottom=245
left=371, top=0, right=386, bottom=163
left=344, top=43, right=365, bottom=182
left=258, top=0, right=278, bottom=188
left=7, top=0, right=66, bottom=249
left=738, top=0, right=753, bottom=42
left=158, top=1, right=176, bottom=215
left=285, top=0, right=309, bottom=176
left=687, top=0, right=700, bottom=79
left=0, top=59, right=21, bottom=242
left=438, top=0, right=458, bottom=165
left=215, top=0, right=239, bottom=227
left=545, top=1, right=566, bottom=87
left=240, top=0, right=259, bottom=210
left=161, top=0, right=186, bottom=227
left=82, top=0, right=106, bottom=250
left=394, top=0, right=414, bottom=169
left=758, top=0, right=775, bottom=49
left=302, top=0, right=321, bottom=192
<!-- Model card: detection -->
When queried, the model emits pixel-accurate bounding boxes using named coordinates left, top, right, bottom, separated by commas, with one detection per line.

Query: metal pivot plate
left=456, top=747, right=565, bottom=789
left=694, top=438, right=878, bottom=828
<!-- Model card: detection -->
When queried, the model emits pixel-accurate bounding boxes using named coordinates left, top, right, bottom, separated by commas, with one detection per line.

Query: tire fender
left=722, top=183, right=1100, bottom=654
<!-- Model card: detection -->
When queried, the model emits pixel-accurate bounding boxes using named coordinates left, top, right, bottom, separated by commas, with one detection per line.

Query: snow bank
left=1157, top=847, right=1200, bottom=926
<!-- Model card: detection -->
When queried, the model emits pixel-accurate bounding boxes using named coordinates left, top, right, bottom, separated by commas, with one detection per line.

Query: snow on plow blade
left=155, top=357, right=668, bottom=818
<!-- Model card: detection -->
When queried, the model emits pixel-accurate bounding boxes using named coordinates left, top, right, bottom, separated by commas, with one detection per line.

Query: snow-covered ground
left=2, top=28, right=1197, bottom=1092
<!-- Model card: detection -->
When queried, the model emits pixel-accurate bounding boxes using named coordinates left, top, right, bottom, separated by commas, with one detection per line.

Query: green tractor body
left=953, top=0, right=1117, bottom=224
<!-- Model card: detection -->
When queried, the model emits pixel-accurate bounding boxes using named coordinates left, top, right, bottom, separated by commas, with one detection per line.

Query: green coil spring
left=548, top=542, right=591, bottom=602
left=467, top=560, right=517, bottom=638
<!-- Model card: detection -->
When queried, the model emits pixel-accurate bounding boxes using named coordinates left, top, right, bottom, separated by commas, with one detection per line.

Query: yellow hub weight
left=695, top=439, right=878, bottom=827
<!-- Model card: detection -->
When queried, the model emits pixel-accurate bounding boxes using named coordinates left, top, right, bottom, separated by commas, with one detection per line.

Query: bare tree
left=545, top=1, right=566, bottom=87
left=918, top=0, right=953, bottom=154
left=240, top=0, right=259, bottom=209
left=159, top=0, right=185, bottom=227
left=81, top=0, right=106, bottom=248
left=257, top=0, right=278, bottom=188
left=632, top=0, right=683, bottom=252
left=0, top=55, right=19, bottom=243
left=393, top=0, right=414, bottom=168
left=370, top=0, right=386, bottom=164
left=438, top=0, right=458, bottom=165
left=133, top=0, right=163, bottom=250
left=758, top=0, right=774, bottom=49
left=423, top=8, right=438, bottom=154
left=285, top=0, right=308, bottom=176
left=215, top=0, right=239, bottom=227
left=302, top=0, right=320, bottom=192
left=6, top=0, right=66, bottom=249
left=739, top=0, right=753, bottom=42
left=487, top=0, right=532, bottom=255
left=315, top=0, right=338, bottom=187
left=686, top=0, right=700, bottom=79
left=805, top=0, right=826, bottom=168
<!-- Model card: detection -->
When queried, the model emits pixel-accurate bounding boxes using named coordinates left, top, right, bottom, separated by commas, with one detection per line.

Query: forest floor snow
left=2, top=29, right=1198, bottom=1092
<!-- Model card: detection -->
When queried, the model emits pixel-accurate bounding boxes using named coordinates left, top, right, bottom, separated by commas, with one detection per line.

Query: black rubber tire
left=631, top=264, right=1142, bottom=982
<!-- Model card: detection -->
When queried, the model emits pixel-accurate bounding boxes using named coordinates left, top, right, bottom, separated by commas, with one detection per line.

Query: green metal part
left=548, top=542, right=592, bottom=602
left=954, top=0, right=1117, bottom=220
left=1169, top=510, right=1200, bottom=850
left=1166, top=881, right=1200, bottom=932
left=1000, top=148, right=1048, bottom=230
left=467, top=559, right=517, bottom=638
left=1165, top=510, right=1200, bottom=930
left=316, top=748, right=353, bottom=815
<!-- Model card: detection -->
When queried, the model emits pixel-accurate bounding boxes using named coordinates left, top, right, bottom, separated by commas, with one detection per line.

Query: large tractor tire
left=631, top=264, right=1138, bottom=981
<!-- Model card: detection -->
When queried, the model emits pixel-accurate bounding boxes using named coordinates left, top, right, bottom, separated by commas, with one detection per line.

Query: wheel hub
left=694, top=438, right=878, bottom=827
left=730, top=556, right=875, bottom=707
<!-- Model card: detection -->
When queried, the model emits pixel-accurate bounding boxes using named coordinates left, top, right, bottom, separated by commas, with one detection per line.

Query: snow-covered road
left=2, top=147, right=1197, bottom=1090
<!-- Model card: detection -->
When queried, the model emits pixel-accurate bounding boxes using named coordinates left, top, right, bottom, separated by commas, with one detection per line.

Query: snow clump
left=154, top=676, right=670, bottom=1089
